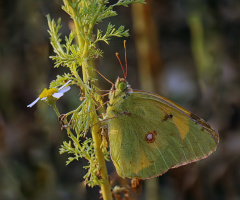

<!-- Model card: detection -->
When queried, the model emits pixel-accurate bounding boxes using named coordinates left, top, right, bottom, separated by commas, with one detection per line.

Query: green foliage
left=45, top=0, right=145, bottom=188
left=94, top=23, right=129, bottom=45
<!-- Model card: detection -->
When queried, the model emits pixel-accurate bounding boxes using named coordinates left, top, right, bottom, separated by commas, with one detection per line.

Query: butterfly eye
left=118, top=82, right=127, bottom=91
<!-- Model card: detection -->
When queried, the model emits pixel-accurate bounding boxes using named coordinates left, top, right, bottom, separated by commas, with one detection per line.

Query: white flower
left=27, top=80, right=71, bottom=108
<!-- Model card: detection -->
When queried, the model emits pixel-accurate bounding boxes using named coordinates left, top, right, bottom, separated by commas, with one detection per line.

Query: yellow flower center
left=39, top=88, right=58, bottom=98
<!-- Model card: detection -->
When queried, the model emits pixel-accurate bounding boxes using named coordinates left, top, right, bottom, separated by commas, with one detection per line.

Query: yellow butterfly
left=105, top=48, right=218, bottom=179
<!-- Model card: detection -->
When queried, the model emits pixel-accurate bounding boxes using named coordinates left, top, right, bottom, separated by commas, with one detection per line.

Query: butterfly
left=104, top=43, right=219, bottom=179
left=106, top=77, right=219, bottom=179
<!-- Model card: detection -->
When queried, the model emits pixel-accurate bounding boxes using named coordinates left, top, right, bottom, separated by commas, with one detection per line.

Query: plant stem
left=66, top=0, right=85, bottom=47
left=91, top=112, right=112, bottom=200
left=65, top=1, right=112, bottom=198
left=52, top=103, right=60, bottom=116
left=82, top=58, right=112, bottom=200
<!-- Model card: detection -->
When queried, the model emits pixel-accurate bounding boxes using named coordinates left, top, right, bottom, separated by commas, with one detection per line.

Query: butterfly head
left=108, top=77, right=132, bottom=104
left=115, top=77, right=132, bottom=94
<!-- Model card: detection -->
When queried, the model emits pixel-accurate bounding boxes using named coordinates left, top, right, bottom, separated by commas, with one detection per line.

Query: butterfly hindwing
left=107, top=89, right=218, bottom=179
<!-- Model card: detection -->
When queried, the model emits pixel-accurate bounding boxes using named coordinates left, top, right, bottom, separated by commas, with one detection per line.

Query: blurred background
left=1, top=0, right=240, bottom=199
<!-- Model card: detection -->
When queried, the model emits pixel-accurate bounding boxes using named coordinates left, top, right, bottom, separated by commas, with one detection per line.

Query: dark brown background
left=1, top=0, right=240, bottom=199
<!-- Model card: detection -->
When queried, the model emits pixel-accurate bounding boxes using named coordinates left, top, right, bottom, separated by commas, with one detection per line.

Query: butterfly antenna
left=115, top=52, right=127, bottom=80
left=124, top=40, right=128, bottom=79
left=93, top=68, right=114, bottom=87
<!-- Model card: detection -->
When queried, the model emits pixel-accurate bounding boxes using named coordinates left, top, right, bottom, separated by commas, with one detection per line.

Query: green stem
left=91, top=112, right=112, bottom=200
left=188, top=12, right=209, bottom=76
left=82, top=59, right=112, bottom=200
left=65, top=0, right=85, bottom=47
left=64, top=1, right=112, bottom=199
left=52, top=103, right=60, bottom=116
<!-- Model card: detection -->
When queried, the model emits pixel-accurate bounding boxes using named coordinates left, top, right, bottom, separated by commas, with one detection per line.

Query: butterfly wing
left=107, top=90, right=218, bottom=179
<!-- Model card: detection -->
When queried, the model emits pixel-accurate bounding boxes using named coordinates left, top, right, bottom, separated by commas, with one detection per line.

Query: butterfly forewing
left=107, top=87, right=218, bottom=179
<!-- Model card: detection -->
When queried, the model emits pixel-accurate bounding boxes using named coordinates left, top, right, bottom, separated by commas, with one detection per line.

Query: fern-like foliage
left=45, top=0, right=145, bottom=188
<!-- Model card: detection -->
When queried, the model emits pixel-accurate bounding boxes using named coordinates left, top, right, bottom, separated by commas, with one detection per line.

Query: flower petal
left=58, top=80, right=71, bottom=90
left=58, top=86, right=71, bottom=94
left=27, top=97, right=40, bottom=108
left=52, top=92, right=64, bottom=98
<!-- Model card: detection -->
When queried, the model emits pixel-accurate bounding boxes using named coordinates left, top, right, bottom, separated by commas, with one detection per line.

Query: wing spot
left=145, top=130, right=157, bottom=143
left=162, top=114, right=173, bottom=122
